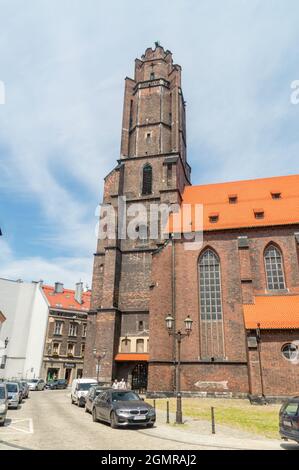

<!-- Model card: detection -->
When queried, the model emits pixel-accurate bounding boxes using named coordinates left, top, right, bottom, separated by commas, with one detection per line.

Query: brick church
left=84, top=44, right=299, bottom=399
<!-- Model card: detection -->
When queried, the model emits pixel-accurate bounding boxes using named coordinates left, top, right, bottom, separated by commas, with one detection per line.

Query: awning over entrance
left=115, top=353, right=149, bottom=362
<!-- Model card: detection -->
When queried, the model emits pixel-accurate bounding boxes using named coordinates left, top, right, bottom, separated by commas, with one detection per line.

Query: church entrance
left=131, top=362, right=148, bottom=393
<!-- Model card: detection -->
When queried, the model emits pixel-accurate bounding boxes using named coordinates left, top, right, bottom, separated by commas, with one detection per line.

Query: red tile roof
left=42, top=285, right=91, bottom=312
left=244, top=295, right=299, bottom=329
left=115, top=353, right=149, bottom=362
left=167, top=174, right=299, bottom=232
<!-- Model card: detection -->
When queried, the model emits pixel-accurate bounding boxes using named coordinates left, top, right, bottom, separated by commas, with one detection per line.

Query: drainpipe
left=171, top=235, right=176, bottom=392
left=256, top=323, right=266, bottom=401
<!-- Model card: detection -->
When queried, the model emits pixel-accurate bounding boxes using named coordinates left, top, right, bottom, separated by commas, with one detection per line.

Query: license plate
left=133, top=415, right=146, bottom=421
left=283, top=420, right=292, bottom=427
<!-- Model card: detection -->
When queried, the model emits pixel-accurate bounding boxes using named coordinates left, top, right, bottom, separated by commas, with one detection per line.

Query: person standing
left=119, top=378, right=126, bottom=390
left=112, top=379, right=118, bottom=389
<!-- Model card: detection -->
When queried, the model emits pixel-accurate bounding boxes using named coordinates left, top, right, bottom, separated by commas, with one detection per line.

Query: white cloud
left=0, top=239, right=92, bottom=287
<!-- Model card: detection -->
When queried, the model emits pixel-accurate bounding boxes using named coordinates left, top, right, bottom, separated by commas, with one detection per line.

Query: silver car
left=0, top=383, right=8, bottom=426
left=6, top=382, right=21, bottom=409
left=27, top=378, right=45, bottom=391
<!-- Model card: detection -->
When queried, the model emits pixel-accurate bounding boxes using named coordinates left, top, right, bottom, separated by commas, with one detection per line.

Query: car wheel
left=110, top=411, right=118, bottom=429
left=85, top=406, right=89, bottom=413
left=92, top=408, right=98, bottom=423
left=0, top=421, right=5, bottom=427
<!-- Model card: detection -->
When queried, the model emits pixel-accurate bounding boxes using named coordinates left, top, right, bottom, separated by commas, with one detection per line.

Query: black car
left=92, top=389, right=156, bottom=428
left=46, top=379, right=68, bottom=390
left=279, top=397, right=299, bottom=444
left=85, top=385, right=110, bottom=413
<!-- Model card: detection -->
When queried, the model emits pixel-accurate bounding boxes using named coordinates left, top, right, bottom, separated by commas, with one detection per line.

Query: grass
left=150, top=398, right=280, bottom=439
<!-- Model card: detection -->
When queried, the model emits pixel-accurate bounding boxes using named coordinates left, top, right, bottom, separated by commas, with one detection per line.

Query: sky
left=0, top=0, right=298, bottom=288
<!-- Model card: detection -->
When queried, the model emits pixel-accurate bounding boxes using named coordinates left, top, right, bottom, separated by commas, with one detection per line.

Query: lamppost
left=165, top=314, right=193, bottom=424
left=93, top=348, right=106, bottom=383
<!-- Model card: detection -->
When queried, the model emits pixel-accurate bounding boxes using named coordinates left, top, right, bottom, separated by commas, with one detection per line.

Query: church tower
left=83, top=44, right=191, bottom=389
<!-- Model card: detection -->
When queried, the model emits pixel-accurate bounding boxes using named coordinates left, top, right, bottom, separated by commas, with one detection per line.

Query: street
left=0, top=389, right=202, bottom=450
left=0, top=389, right=294, bottom=451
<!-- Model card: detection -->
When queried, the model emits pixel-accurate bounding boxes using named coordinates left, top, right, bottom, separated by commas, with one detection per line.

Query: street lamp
left=165, top=314, right=193, bottom=424
left=93, top=348, right=106, bottom=383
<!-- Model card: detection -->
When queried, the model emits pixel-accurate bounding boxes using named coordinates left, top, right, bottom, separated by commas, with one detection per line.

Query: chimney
left=75, top=282, right=83, bottom=304
left=54, top=282, right=64, bottom=294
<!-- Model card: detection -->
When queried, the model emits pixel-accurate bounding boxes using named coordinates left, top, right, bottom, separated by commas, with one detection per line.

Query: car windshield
left=29, top=379, right=38, bottom=383
left=6, top=383, right=18, bottom=392
left=78, top=383, right=95, bottom=391
left=112, top=391, right=140, bottom=402
left=21, top=382, right=27, bottom=386
left=0, top=387, right=6, bottom=399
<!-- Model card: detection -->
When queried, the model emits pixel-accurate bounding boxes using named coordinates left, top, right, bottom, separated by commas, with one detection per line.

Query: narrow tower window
left=142, top=164, right=152, bottom=195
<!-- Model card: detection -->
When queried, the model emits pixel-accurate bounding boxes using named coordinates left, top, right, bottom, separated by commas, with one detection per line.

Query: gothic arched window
left=199, top=249, right=222, bottom=321
left=264, top=245, right=286, bottom=290
left=198, top=249, right=225, bottom=359
left=142, top=164, right=152, bottom=195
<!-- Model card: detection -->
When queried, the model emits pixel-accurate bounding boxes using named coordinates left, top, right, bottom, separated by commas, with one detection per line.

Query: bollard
left=166, top=400, right=170, bottom=424
left=153, top=399, right=156, bottom=410
left=211, top=406, right=216, bottom=434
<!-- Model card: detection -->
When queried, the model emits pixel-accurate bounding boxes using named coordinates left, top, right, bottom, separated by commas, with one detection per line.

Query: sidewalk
left=140, top=410, right=288, bottom=450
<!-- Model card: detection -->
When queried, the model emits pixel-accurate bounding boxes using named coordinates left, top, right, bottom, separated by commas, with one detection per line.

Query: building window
left=264, top=245, right=286, bottom=290
left=121, top=338, right=131, bottom=353
left=271, top=192, right=281, bottom=199
left=209, top=214, right=219, bottom=223
left=52, top=342, right=60, bottom=355
left=129, top=99, right=133, bottom=128
left=82, top=324, right=87, bottom=338
left=281, top=343, right=298, bottom=361
left=54, top=321, right=63, bottom=335
left=254, top=210, right=264, bottom=219
left=81, top=343, right=85, bottom=357
left=136, top=339, right=144, bottom=353
left=68, top=323, right=78, bottom=337
left=67, top=343, right=74, bottom=356
left=138, top=320, right=144, bottom=331
left=199, top=249, right=225, bottom=359
left=228, top=195, right=238, bottom=204
left=142, top=164, right=152, bottom=195
left=146, top=132, right=151, bottom=144
left=150, top=72, right=155, bottom=80
left=167, top=164, right=172, bottom=187
left=199, top=249, right=222, bottom=321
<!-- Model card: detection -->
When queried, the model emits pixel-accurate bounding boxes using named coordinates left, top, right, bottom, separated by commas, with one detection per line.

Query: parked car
left=71, top=378, right=97, bottom=407
left=279, top=397, right=299, bottom=444
left=85, top=385, right=110, bottom=413
left=91, top=389, right=156, bottom=428
left=18, top=381, right=30, bottom=399
left=27, top=379, right=45, bottom=391
left=20, top=381, right=30, bottom=398
left=0, top=383, right=8, bottom=426
left=6, top=382, right=22, bottom=409
left=46, top=379, right=68, bottom=390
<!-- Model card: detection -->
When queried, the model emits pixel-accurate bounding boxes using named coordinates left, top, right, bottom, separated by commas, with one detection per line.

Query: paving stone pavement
left=0, top=389, right=297, bottom=450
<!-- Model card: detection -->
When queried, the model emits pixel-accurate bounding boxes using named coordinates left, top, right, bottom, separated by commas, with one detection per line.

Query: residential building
left=0, top=278, right=49, bottom=380
left=42, top=282, right=90, bottom=384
